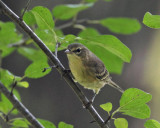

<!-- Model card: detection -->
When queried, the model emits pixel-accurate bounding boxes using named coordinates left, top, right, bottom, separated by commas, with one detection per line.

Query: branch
left=0, top=82, right=44, bottom=128
left=0, top=1, right=108, bottom=128
left=55, top=19, right=88, bottom=30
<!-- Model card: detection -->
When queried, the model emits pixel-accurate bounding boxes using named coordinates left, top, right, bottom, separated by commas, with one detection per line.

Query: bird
left=65, top=43, right=124, bottom=102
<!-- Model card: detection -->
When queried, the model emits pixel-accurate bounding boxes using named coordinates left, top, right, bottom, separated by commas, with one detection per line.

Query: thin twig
left=8, top=39, right=28, bottom=47
left=55, top=19, right=88, bottom=30
left=0, top=1, right=108, bottom=128
left=73, top=24, right=86, bottom=30
left=0, top=82, right=44, bottom=128
left=20, top=0, right=32, bottom=20
left=55, top=42, right=61, bottom=57
left=4, top=107, right=15, bottom=122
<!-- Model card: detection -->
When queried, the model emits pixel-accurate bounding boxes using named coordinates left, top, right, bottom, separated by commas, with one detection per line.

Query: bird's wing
left=85, top=54, right=110, bottom=81
left=85, top=53, right=124, bottom=93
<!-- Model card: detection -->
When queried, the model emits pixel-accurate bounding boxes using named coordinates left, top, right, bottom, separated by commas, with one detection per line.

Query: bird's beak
left=65, top=49, right=71, bottom=54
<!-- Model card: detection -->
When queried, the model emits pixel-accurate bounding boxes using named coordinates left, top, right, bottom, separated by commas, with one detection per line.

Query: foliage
left=99, top=88, right=160, bottom=128
left=0, top=0, right=159, bottom=128
left=100, top=17, right=141, bottom=35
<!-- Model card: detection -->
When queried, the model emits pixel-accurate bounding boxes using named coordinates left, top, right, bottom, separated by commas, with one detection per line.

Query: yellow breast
left=67, top=54, right=86, bottom=82
left=67, top=54, right=101, bottom=84
left=67, top=54, right=105, bottom=94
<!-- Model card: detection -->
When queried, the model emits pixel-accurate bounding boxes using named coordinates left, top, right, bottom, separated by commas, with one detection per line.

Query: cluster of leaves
left=0, top=0, right=159, bottom=128
left=100, top=88, right=160, bottom=128
left=1, top=116, right=73, bottom=128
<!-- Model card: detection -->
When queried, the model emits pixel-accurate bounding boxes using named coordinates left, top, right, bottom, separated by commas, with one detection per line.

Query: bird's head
left=65, top=43, right=89, bottom=60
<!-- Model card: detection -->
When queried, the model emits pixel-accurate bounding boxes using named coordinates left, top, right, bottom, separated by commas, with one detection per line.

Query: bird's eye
left=73, top=48, right=81, bottom=54
left=76, top=48, right=81, bottom=53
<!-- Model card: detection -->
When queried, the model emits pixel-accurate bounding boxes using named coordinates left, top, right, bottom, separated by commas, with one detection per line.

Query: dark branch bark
left=0, top=82, right=44, bottom=128
left=0, top=1, right=108, bottom=128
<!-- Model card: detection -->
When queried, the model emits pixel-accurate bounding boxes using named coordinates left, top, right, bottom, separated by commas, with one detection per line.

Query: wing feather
left=84, top=53, right=110, bottom=81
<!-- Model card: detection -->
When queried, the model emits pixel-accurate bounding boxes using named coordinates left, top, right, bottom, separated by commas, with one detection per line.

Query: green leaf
left=17, top=81, right=29, bottom=88
left=0, top=22, right=21, bottom=57
left=58, top=122, right=73, bottom=128
left=23, top=11, right=36, bottom=26
left=100, top=102, right=112, bottom=113
left=81, top=35, right=132, bottom=63
left=85, top=43, right=124, bottom=74
left=0, top=69, right=22, bottom=88
left=55, top=29, right=64, bottom=37
left=114, top=118, right=128, bottom=128
left=31, top=6, right=54, bottom=29
left=38, top=119, right=56, bottom=128
left=35, top=28, right=56, bottom=51
left=0, top=22, right=21, bottom=46
left=78, top=28, right=100, bottom=38
left=100, top=17, right=141, bottom=35
left=18, top=47, right=47, bottom=62
left=143, top=12, right=160, bottom=29
left=25, top=61, right=51, bottom=78
left=10, top=118, right=29, bottom=127
left=119, top=88, right=152, bottom=119
left=144, top=119, right=160, bottom=128
left=25, top=6, right=57, bottom=44
left=53, top=3, right=93, bottom=20
left=63, top=34, right=77, bottom=43
left=0, top=69, right=15, bottom=87
left=58, top=34, right=77, bottom=50
left=18, top=47, right=51, bottom=78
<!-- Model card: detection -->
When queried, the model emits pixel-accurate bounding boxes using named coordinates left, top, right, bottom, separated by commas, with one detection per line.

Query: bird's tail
left=108, top=80, right=124, bottom=93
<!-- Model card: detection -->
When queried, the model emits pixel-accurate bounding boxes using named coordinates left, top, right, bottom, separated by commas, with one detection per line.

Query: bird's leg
left=91, top=93, right=97, bottom=103
left=83, top=93, right=97, bottom=109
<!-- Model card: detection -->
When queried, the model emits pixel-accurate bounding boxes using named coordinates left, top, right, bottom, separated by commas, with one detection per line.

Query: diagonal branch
left=0, top=1, right=108, bottom=128
left=0, top=82, right=44, bottom=128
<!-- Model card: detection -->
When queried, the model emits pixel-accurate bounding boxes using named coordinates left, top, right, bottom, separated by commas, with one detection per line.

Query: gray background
left=1, top=0, right=160, bottom=128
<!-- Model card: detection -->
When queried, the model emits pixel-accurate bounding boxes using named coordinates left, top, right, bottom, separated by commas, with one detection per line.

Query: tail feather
left=108, top=80, right=124, bottom=93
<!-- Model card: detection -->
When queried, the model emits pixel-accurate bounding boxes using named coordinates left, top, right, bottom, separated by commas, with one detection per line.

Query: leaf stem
left=55, top=19, right=100, bottom=30
left=111, top=107, right=120, bottom=118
